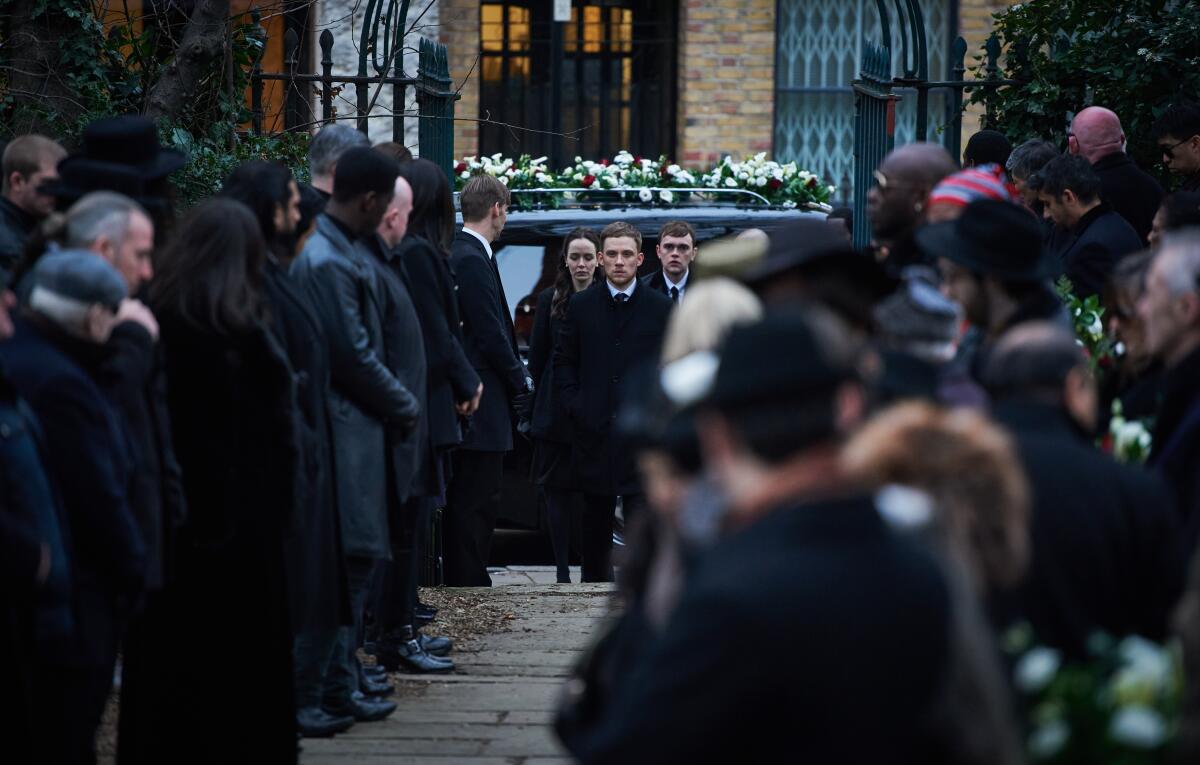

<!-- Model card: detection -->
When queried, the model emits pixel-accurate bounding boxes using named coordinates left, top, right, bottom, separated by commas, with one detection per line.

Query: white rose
left=1028, top=720, right=1070, bottom=759
left=667, top=164, right=682, bottom=175
left=753, top=152, right=767, bottom=162
left=460, top=171, right=470, bottom=179
left=638, top=187, right=653, bottom=203
left=724, top=177, right=738, bottom=188
left=755, top=176, right=767, bottom=187
left=659, top=190, right=673, bottom=203
left=1110, top=706, right=1167, bottom=749
left=1087, top=315, right=1104, bottom=340
left=498, top=176, right=509, bottom=186
left=1014, top=647, right=1060, bottom=693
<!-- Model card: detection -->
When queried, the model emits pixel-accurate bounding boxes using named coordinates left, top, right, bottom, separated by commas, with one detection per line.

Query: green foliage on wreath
left=969, top=0, right=1200, bottom=186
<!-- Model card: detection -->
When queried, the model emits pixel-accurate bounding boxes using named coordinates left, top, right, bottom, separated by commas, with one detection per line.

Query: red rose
left=634, top=155, right=643, bottom=163
left=1098, top=354, right=1114, bottom=370
left=805, top=177, right=818, bottom=190
left=1100, top=432, right=1114, bottom=453
left=582, top=174, right=596, bottom=188
left=455, top=162, right=468, bottom=174
left=767, top=178, right=782, bottom=190
left=599, top=158, right=610, bottom=166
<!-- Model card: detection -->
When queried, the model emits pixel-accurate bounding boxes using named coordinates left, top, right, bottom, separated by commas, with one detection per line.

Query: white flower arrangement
left=454, top=150, right=835, bottom=210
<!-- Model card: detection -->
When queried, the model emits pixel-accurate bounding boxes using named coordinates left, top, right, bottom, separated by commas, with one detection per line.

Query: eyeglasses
left=872, top=169, right=908, bottom=192
left=1161, top=137, right=1195, bottom=160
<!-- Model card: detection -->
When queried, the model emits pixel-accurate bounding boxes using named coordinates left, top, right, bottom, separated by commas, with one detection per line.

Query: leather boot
left=297, top=706, right=355, bottom=737
left=419, top=632, right=453, bottom=657
left=376, top=626, right=455, bottom=673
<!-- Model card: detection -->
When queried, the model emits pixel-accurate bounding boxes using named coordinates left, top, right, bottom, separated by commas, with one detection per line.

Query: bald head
left=867, top=142, right=958, bottom=242
left=378, top=175, right=414, bottom=248
left=1070, top=107, right=1125, bottom=163
left=983, top=322, right=1084, bottom=400
left=882, top=143, right=958, bottom=188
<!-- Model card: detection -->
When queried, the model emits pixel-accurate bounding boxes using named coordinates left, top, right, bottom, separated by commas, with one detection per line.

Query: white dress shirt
left=663, top=270, right=689, bottom=301
left=608, top=279, right=637, bottom=301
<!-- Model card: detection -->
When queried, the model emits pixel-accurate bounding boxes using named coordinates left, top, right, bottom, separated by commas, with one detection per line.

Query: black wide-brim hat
left=42, top=157, right=167, bottom=213
left=79, top=115, right=186, bottom=180
left=915, top=198, right=1056, bottom=281
left=743, top=218, right=898, bottom=299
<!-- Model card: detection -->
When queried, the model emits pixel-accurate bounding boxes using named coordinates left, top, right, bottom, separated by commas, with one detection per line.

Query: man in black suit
left=1068, top=106, right=1163, bottom=243
left=1031, top=154, right=1142, bottom=298
left=1, top=251, right=146, bottom=762
left=557, top=313, right=952, bottom=762
left=640, top=220, right=696, bottom=303
left=1152, top=103, right=1200, bottom=193
left=555, top=221, right=673, bottom=582
left=983, top=322, right=1183, bottom=659
left=446, top=174, right=531, bottom=586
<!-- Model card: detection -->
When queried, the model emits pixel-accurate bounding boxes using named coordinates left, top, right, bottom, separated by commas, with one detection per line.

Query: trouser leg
left=545, top=488, right=575, bottom=581
left=445, top=450, right=504, bottom=586
left=581, top=494, right=616, bottom=583
left=323, top=557, right=377, bottom=707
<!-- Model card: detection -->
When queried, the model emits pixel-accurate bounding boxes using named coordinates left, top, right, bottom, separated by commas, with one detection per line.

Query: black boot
left=376, top=626, right=455, bottom=673
left=419, top=632, right=453, bottom=657
left=297, top=707, right=355, bottom=738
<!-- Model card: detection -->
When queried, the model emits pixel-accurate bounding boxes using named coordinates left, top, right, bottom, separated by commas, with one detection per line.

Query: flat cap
left=33, top=250, right=127, bottom=311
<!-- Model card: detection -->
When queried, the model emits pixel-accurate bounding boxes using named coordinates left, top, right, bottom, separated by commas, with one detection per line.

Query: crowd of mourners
left=2, top=99, right=1200, bottom=764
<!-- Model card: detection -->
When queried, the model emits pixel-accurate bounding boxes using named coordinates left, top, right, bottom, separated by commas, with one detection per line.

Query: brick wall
left=957, top=0, right=1020, bottom=149
left=439, top=0, right=481, bottom=158
left=676, top=0, right=776, bottom=166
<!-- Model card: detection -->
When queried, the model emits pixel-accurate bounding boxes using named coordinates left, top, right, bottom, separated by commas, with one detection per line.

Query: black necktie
left=669, top=286, right=680, bottom=303
left=615, top=293, right=628, bottom=303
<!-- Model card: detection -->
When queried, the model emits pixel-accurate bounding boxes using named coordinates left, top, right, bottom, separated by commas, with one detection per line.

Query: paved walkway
left=300, top=567, right=614, bottom=765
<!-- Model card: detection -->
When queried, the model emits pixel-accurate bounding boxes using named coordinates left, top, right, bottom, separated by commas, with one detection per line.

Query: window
left=479, top=1, right=676, bottom=165
left=773, top=0, right=956, bottom=204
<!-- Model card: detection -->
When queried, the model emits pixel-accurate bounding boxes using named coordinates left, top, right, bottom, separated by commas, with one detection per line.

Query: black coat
left=450, top=229, right=527, bottom=452
left=0, top=316, right=144, bottom=603
left=527, top=287, right=568, bottom=442
left=261, top=260, right=349, bottom=633
left=991, top=400, right=1184, bottom=659
left=78, top=321, right=186, bottom=593
left=1091, top=151, right=1163, bottom=244
left=0, top=197, right=34, bottom=288
left=558, top=495, right=951, bottom=764
left=151, top=312, right=299, bottom=761
left=640, top=270, right=687, bottom=301
left=397, top=235, right=480, bottom=451
left=554, top=281, right=671, bottom=496
left=1149, top=346, right=1200, bottom=561
left=292, top=214, right=420, bottom=560
left=1054, top=203, right=1143, bottom=298
left=361, top=235, right=431, bottom=501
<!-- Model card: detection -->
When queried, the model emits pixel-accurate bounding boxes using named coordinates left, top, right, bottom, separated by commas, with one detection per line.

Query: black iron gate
left=248, top=0, right=459, bottom=180
left=851, top=0, right=1018, bottom=248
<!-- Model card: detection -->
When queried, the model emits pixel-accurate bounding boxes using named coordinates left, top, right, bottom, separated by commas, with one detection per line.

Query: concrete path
left=300, top=567, right=615, bottom=764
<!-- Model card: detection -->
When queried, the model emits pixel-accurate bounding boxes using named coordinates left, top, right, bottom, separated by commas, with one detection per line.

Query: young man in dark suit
left=640, top=220, right=697, bottom=303
left=446, top=173, right=532, bottom=586
left=555, top=221, right=673, bottom=582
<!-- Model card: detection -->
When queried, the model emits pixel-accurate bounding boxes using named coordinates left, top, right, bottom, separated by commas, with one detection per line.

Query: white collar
left=608, top=279, right=637, bottom=299
left=663, top=270, right=689, bottom=291
left=462, top=226, right=493, bottom=258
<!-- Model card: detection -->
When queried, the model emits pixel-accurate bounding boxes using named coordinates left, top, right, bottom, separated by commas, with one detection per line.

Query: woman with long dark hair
left=145, top=198, right=301, bottom=761
left=527, top=227, right=601, bottom=582
left=371, top=159, right=481, bottom=670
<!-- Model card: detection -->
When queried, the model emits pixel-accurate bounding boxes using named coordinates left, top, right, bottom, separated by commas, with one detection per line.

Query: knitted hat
left=928, top=163, right=1016, bottom=209
left=874, top=266, right=961, bottom=349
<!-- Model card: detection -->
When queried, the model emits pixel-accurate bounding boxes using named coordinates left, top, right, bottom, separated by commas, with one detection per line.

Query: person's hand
left=117, top=299, right=160, bottom=341
left=457, top=382, right=483, bottom=416
left=511, top=390, right=534, bottom=421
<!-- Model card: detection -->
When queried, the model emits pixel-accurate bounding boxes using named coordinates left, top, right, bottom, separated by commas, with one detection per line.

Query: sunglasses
left=1161, top=137, right=1195, bottom=160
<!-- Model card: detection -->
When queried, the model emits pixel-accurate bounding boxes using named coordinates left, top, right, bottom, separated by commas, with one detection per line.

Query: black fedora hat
left=42, top=157, right=165, bottom=213
left=915, top=198, right=1054, bottom=281
left=743, top=218, right=897, bottom=296
left=73, top=115, right=186, bottom=180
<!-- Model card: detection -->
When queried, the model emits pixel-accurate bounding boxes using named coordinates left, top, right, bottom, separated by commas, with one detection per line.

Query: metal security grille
left=478, top=0, right=676, bottom=166
left=774, top=0, right=955, bottom=204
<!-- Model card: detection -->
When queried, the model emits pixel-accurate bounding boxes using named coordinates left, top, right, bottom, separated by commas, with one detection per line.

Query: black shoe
left=419, top=633, right=453, bottom=657
left=557, top=566, right=571, bottom=584
left=415, top=603, right=437, bottom=624
left=297, top=706, right=355, bottom=737
left=324, top=692, right=397, bottom=723
left=376, top=628, right=455, bottom=673
left=360, top=663, right=387, bottom=678
left=359, top=672, right=395, bottom=697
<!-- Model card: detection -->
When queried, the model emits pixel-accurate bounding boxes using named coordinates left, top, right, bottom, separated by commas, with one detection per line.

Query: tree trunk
left=143, top=0, right=231, bottom=122
left=2, top=0, right=89, bottom=135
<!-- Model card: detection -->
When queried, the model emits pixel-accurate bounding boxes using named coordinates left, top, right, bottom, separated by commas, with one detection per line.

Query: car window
left=496, top=244, right=544, bottom=320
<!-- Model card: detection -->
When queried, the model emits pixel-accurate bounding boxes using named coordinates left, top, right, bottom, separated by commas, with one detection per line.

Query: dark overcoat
left=261, top=259, right=349, bottom=633
left=1091, top=151, right=1163, bottom=244
left=557, top=496, right=952, bottom=764
left=991, top=400, right=1184, bottom=659
left=397, top=234, right=480, bottom=451
left=554, top=281, right=672, bottom=496
left=149, top=311, right=300, bottom=762
left=361, top=235, right=431, bottom=502
left=450, top=229, right=527, bottom=452
left=0, top=196, right=34, bottom=287
left=1149, top=346, right=1200, bottom=562
left=1053, top=203, right=1143, bottom=298
left=292, top=214, right=420, bottom=560
left=527, top=287, right=567, bottom=442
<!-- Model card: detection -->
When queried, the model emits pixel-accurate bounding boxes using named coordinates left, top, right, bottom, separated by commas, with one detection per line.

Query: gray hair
left=307, top=124, right=369, bottom=178
left=1005, top=139, right=1059, bottom=181
left=63, top=191, right=148, bottom=251
left=1156, top=228, right=1200, bottom=296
